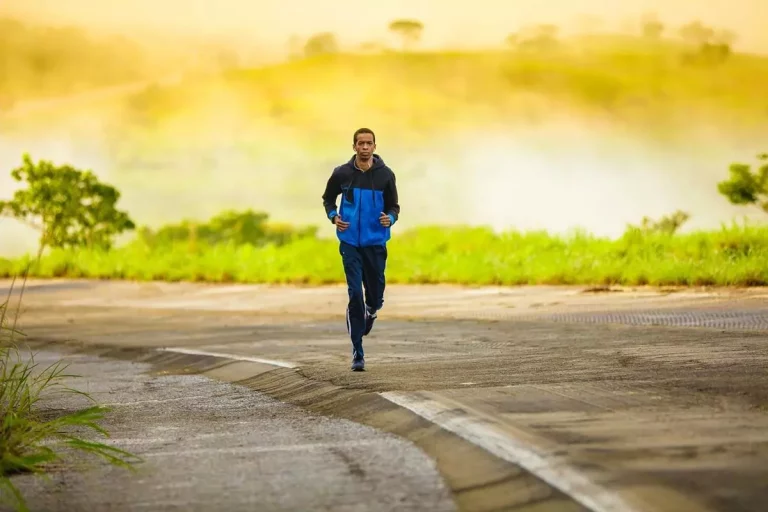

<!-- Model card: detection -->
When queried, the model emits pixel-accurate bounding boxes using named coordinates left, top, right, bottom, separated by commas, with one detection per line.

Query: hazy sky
left=3, top=0, right=767, bottom=52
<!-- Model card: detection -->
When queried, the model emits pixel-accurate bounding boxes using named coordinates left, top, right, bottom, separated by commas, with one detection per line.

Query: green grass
left=3, top=224, right=768, bottom=287
left=0, top=276, right=141, bottom=512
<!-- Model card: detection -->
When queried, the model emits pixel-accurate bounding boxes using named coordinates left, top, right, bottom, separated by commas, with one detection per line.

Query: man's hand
left=334, top=215, right=350, bottom=232
left=379, top=212, right=392, bottom=227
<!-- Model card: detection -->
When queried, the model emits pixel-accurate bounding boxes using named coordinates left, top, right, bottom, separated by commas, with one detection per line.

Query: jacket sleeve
left=384, top=171, right=400, bottom=225
left=322, top=169, right=340, bottom=222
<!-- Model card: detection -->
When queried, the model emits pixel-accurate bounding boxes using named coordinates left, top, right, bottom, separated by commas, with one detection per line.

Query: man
left=322, top=128, right=400, bottom=371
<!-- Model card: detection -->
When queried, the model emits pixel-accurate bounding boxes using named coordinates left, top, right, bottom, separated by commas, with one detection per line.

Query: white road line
left=157, top=347, right=297, bottom=369
left=380, top=391, right=638, bottom=512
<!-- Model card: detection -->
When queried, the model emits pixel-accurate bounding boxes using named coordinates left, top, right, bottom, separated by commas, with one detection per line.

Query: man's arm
left=384, top=172, right=400, bottom=225
left=322, top=170, right=340, bottom=223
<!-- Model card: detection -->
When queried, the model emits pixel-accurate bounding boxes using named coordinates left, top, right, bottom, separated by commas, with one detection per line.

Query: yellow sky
left=2, top=0, right=767, bottom=52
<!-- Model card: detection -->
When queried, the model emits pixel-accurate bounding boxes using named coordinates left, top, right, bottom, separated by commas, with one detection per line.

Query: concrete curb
left=22, top=338, right=586, bottom=512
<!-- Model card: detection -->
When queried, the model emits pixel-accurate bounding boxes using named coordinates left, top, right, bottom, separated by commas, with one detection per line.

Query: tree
left=625, top=210, right=691, bottom=237
left=717, top=153, right=768, bottom=213
left=303, top=32, right=339, bottom=58
left=0, top=154, right=135, bottom=251
left=679, top=21, right=734, bottom=65
left=641, top=13, right=664, bottom=40
left=679, top=21, right=715, bottom=46
left=388, top=19, right=424, bottom=51
left=513, top=24, right=560, bottom=52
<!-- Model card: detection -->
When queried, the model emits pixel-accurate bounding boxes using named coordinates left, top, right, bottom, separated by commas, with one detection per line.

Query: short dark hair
left=353, top=128, right=375, bottom=144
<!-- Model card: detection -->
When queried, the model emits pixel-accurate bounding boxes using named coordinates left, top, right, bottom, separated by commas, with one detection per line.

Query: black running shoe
left=351, top=352, right=365, bottom=371
left=363, top=307, right=377, bottom=336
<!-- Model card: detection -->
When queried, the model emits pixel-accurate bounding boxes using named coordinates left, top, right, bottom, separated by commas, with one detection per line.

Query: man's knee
left=347, top=286, right=364, bottom=302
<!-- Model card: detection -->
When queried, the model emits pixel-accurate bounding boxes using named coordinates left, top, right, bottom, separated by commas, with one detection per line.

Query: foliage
left=3, top=223, right=768, bottom=287
left=678, top=21, right=735, bottom=65
left=717, top=153, right=768, bottom=213
left=640, top=14, right=664, bottom=40
left=627, top=210, right=691, bottom=235
left=303, top=33, right=339, bottom=58
left=0, top=277, right=141, bottom=511
left=388, top=19, right=424, bottom=51
left=0, top=154, right=135, bottom=251
left=136, top=209, right=318, bottom=250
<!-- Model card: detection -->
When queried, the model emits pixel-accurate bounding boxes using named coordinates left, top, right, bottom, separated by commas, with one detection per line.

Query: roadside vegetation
left=1, top=153, right=767, bottom=287
left=0, top=162, right=141, bottom=512
left=2, top=15, right=767, bottom=288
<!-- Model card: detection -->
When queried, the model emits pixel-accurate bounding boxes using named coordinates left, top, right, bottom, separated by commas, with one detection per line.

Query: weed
left=0, top=273, right=141, bottom=512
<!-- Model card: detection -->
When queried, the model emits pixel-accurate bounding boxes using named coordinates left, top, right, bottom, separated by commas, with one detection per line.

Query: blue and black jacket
left=322, top=154, right=400, bottom=247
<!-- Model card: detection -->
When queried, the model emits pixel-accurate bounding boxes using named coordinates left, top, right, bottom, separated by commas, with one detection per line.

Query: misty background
left=1, top=0, right=767, bottom=256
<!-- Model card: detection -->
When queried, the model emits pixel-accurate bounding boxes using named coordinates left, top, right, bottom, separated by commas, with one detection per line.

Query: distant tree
left=641, top=13, right=664, bottom=40
left=679, top=21, right=734, bottom=65
left=717, top=153, right=768, bottom=213
left=626, top=210, right=691, bottom=236
left=679, top=21, right=715, bottom=46
left=388, top=19, right=424, bottom=51
left=137, top=209, right=318, bottom=249
left=303, top=32, right=339, bottom=58
left=0, top=154, right=135, bottom=251
left=504, top=33, right=519, bottom=48
left=513, top=24, right=560, bottom=52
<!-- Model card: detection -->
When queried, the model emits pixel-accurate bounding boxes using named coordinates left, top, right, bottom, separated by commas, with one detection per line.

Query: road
left=5, top=350, right=454, bottom=512
left=5, top=279, right=768, bottom=512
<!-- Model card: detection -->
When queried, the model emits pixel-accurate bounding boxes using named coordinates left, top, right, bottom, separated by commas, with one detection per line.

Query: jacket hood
left=348, top=153, right=386, bottom=170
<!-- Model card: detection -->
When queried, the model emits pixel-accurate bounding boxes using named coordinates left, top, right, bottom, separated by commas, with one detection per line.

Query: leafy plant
left=388, top=19, right=424, bottom=51
left=0, top=154, right=135, bottom=252
left=627, top=210, right=691, bottom=235
left=0, top=274, right=141, bottom=511
left=136, top=209, right=317, bottom=250
left=717, top=153, right=768, bottom=213
left=303, top=32, right=339, bottom=58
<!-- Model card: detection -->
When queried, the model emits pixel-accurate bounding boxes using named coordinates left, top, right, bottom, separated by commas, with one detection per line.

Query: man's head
left=353, top=128, right=376, bottom=160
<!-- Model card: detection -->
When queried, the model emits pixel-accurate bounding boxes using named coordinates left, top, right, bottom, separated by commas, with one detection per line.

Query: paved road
left=5, top=350, right=454, bottom=512
left=5, top=280, right=768, bottom=512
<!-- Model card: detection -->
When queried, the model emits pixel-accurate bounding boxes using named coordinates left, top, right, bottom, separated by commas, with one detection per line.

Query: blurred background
left=1, top=0, right=767, bottom=257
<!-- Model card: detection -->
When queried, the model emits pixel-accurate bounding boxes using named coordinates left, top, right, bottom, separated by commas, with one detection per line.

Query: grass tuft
left=0, top=273, right=141, bottom=512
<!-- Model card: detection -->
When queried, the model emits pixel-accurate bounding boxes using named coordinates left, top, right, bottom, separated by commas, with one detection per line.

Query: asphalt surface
left=3, top=350, right=454, bottom=512
left=4, top=280, right=768, bottom=512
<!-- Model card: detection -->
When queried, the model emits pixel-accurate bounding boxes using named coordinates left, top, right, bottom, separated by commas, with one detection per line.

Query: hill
left=117, top=36, right=768, bottom=145
left=4, top=35, right=768, bottom=246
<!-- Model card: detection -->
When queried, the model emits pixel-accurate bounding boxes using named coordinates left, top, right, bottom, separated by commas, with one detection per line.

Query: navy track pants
left=339, top=241, right=387, bottom=358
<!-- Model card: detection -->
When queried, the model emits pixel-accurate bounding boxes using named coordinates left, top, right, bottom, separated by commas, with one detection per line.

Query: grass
left=2, top=223, right=768, bottom=287
left=0, top=274, right=141, bottom=512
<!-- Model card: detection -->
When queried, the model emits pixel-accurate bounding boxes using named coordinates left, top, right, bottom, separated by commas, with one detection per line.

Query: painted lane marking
left=157, top=347, right=297, bottom=369
left=380, top=391, right=637, bottom=512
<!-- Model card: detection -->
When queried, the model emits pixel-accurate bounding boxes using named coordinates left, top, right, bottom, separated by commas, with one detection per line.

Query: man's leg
left=361, top=244, right=387, bottom=336
left=339, top=242, right=366, bottom=369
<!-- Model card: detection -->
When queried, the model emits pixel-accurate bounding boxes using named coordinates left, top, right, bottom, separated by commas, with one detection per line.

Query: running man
left=322, top=128, right=400, bottom=371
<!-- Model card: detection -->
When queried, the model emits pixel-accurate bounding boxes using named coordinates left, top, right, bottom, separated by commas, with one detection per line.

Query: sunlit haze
left=3, top=0, right=768, bottom=52
left=1, top=0, right=767, bottom=256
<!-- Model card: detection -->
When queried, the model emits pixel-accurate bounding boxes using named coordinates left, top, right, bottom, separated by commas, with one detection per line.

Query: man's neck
left=355, top=156, right=373, bottom=171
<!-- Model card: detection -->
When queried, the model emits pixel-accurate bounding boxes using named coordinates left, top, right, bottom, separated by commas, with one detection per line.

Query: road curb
left=22, top=338, right=587, bottom=512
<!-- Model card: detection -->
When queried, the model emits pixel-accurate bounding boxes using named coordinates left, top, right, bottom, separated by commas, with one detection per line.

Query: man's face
left=353, top=133, right=376, bottom=160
